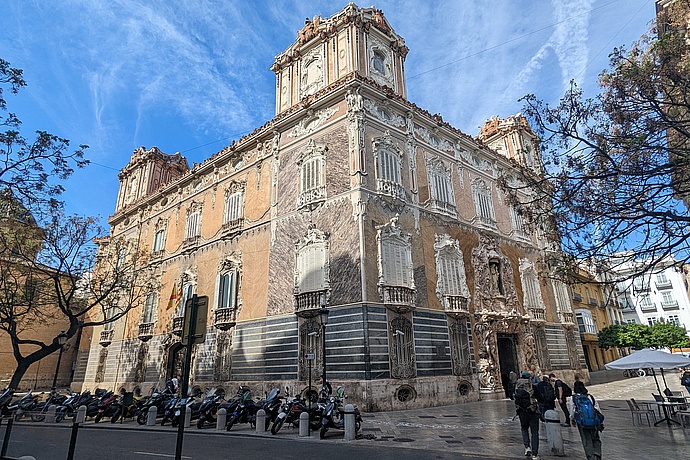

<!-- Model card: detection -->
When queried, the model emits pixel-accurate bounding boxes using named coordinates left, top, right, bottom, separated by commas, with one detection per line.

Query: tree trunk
left=9, top=361, right=31, bottom=390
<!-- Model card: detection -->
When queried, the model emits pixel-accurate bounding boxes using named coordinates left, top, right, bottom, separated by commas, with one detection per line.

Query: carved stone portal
left=471, top=233, right=520, bottom=315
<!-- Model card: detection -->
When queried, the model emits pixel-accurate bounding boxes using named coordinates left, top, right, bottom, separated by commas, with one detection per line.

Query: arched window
left=472, top=178, right=496, bottom=228
left=390, top=316, right=416, bottom=379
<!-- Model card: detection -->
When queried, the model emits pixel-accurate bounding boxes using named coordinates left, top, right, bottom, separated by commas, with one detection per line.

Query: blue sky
left=0, top=0, right=653, bottom=224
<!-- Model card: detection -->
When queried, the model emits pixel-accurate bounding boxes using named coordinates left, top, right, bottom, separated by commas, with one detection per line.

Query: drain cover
left=445, top=440, right=464, bottom=444
left=393, top=438, right=415, bottom=443
left=467, top=436, right=484, bottom=440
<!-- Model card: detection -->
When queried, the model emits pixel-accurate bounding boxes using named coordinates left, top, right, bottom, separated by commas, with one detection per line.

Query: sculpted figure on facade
left=471, top=234, right=520, bottom=315
left=473, top=318, right=498, bottom=392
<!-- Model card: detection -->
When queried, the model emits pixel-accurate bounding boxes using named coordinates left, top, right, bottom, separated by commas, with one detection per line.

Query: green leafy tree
left=617, top=323, right=653, bottom=350
left=597, top=323, right=626, bottom=350
left=506, top=3, right=690, bottom=278
left=647, top=321, right=690, bottom=349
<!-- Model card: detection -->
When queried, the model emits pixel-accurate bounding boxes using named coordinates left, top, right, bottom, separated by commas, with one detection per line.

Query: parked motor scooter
left=137, top=382, right=176, bottom=425
left=260, top=388, right=282, bottom=431
left=94, top=390, right=118, bottom=423
left=226, top=387, right=259, bottom=430
left=319, top=386, right=362, bottom=439
left=271, top=390, right=322, bottom=435
left=0, top=389, right=15, bottom=417
left=196, top=388, right=225, bottom=429
left=9, top=390, right=39, bottom=421
left=31, top=390, right=68, bottom=422
left=169, top=389, right=202, bottom=428
left=55, top=389, right=101, bottom=422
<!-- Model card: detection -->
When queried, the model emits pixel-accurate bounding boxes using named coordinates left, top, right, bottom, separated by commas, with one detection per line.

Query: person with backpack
left=550, top=373, right=572, bottom=427
left=536, top=375, right=556, bottom=418
left=515, top=371, right=541, bottom=459
left=568, top=381, right=603, bottom=460
left=681, top=370, right=690, bottom=396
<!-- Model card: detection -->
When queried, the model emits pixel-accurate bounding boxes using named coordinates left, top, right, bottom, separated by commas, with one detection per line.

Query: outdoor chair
left=626, top=399, right=656, bottom=426
left=652, top=393, right=666, bottom=417
left=675, top=409, right=690, bottom=430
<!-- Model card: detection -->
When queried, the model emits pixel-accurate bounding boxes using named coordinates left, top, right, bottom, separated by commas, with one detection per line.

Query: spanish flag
left=166, top=281, right=182, bottom=310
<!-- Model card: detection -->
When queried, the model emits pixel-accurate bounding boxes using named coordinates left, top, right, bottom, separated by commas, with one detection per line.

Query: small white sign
left=305, top=353, right=315, bottom=360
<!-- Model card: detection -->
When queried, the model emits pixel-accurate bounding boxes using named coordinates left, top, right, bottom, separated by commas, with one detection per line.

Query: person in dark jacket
left=568, top=381, right=602, bottom=460
left=536, top=376, right=556, bottom=418
left=515, top=371, right=540, bottom=460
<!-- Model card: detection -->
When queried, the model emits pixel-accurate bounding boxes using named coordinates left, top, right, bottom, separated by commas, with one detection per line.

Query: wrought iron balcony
left=294, top=290, right=327, bottom=315
left=214, top=307, right=237, bottom=330
left=172, top=316, right=184, bottom=336
left=138, top=322, right=155, bottom=342
left=656, top=279, right=672, bottom=289
left=429, top=199, right=457, bottom=218
left=443, top=295, right=469, bottom=315
left=297, top=186, right=326, bottom=210
left=99, top=329, right=114, bottom=347
left=376, top=179, right=407, bottom=201
left=640, top=302, right=657, bottom=312
left=222, top=218, right=244, bottom=234
left=572, top=293, right=583, bottom=302
left=528, top=307, right=546, bottom=322
left=558, top=311, right=574, bottom=324
left=381, top=285, right=416, bottom=311
left=661, top=300, right=680, bottom=311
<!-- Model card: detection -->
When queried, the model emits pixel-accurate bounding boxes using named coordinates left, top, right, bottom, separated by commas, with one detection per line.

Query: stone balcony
left=99, top=329, right=114, bottom=347
left=222, top=218, right=244, bottom=235
left=558, top=311, right=574, bottom=324
left=640, top=302, right=657, bottom=312
left=443, top=295, right=469, bottom=315
left=294, top=290, right=327, bottom=316
left=430, top=199, right=457, bottom=218
left=528, top=307, right=546, bottom=322
left=297, top=186, right=326, bottom=210
left=475, top=215, right=498, bottom=230
left=381, top=285, right=416, bottom=312
left=214, top=307, right=237, bottom=330
left=172, top=316, right=184, bottom=336
left=138, top=322, right=155, bottom=342
left=376, top=179, right=407, bottom=201
left=661, top=300, right=680, bottom=311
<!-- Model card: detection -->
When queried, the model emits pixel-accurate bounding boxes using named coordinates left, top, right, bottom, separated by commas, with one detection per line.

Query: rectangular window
left=153, top=229, right=165, bottom=252
left=301, top=158, right=322, bottom=192
left=143, top=293, right=158, bottom=323
left=218, top=270, right=238, bottom=309
left=296, top=244, right=326, bottom=293
left=662, top=291, right=675, bottom=304
left=225, top=192, right=244, bottom=223
left=103, top=307, right=117, bottom=330
left=382, top=241, right=412, bottom=287
left=186, top=212, right=200, bottom=240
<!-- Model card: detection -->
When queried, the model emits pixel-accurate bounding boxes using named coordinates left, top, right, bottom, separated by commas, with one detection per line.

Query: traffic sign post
left=306, top=353, right=315, bottom=436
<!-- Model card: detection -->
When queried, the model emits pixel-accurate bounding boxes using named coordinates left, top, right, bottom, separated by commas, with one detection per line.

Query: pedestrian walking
left=550, top=373, right=572, bottom=427
left=568, top=381, right=604, bottom=460
left=509, top=370, right=518, bottom=400
left=515, top=371, right=541, bottom=459
left=536, top=375, right=556, bottom=418
left=681, top=370, right=690, bottom=396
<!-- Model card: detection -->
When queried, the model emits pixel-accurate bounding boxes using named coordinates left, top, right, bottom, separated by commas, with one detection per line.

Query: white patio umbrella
left=605, top=348, right=690, bottom=394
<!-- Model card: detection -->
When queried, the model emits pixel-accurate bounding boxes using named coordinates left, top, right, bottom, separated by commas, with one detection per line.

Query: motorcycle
left=55, top=389, right=101, bottom=422
left=196, top=388, right=225, bottom=429
left=30, top=390, right=68, bottom=422
left=319, top=386, right=362, bottom=439
left=260, top=388, right=282, bottom=431
left=0, top=389, right=15, bottom=417
left=226, top=387, right=259, bottom=430
left=110, top=391, right=145, bottom=423
left=169, top=390, right=202, bottom=428
left=9, top=390, right=40, bottom=421
left=94, top=391, right=118, bottom=423
left=137, top=382, right=176, bottom=425
left=271, top=392, right=322, bottom=435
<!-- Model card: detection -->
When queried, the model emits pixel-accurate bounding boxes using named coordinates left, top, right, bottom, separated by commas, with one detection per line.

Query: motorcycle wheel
left=319, top=425, right=328, bottom=439
left=197, top=417, right=204, bottom=429
left=31, top=413, right=46, bottom=422
left=161, top=416, right=168, bottom=426
left=137, top=412, right=148, bottom=425
left=14, top=413, right=24, bottom=422
left=310, top=419, right=322, bottom=430
left=110, top=414, right=120, bottom=423
left=265, top=415, right=272, bottom=431
left=270, top=417, right=284, bottom=435
left=55, top=413, right=65, bottom=423
left=355, top=420, right=361, bottom=432
left=226, top=415, right=237, bottom=431
left=94, top=412, right=104, bottom=423
left=171, top=417, right=179, bottom=428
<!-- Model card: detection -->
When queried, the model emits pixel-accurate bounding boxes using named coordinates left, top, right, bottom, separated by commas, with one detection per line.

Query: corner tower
left=271, top=3, right=408, bottom=114
left=479, top=114, right=543, bottom=174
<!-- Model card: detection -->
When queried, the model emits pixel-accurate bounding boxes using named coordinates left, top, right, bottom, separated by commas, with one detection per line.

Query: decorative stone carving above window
left=363, top=98, right=406, bottom=128
left=416, top=126, right=453, bottom=152
left=471, top=234, right=520, bottom=315
left=300, top=47, right=324, bottom=97
left=434, top=234, right=470, bottom=315
left=368, top=36, right=394, bottom=88
left=294, top=225, right=330, bottom=316
left=288, top=107, right=339, bottom=138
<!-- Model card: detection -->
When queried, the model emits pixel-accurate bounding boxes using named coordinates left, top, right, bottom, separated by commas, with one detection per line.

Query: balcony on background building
left=294, top=290, right=327, bottom=315
left=222, top=218, right=244, bottom=235
left=588, top=297, right=598, bottom=306
left=99, top=329, right=114, bottom=347
left=558, top=311, right=574, bottom=324
left=138, top=322, right=155, bottom=341
left=429, top=199, right=458, bottom=218
left=172, top=316, right=184, bottom=336
left=572, top=293, right=583, bottom=303
left=381, top=285, right=416, bottom=312
left=634, top=283, right=650, bottom=294
left=376, top=179, right=407, bottom=201
left=214, top=307, right=237, bottom=330
left=476, top=215, right=498, bottom=230
left=297, top=186, right=326, bottom=210
left=528, top=307, right=546, bottom=322
left=640, top=302, right=657, bottom=312
left=661, top=300, right=680, bottom=311
left=656, top=279, right=673, bottom=290
left=443, top=295, right=469, bottom=315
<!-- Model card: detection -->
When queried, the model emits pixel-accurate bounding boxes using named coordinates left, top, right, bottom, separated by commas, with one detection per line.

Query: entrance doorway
left=497, top=334, right=519, bottom=398
left=166, top=343, right=185, bottom=383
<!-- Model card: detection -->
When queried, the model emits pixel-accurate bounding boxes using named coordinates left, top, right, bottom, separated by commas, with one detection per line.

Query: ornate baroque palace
left=82, top=4, right=587, bottom=410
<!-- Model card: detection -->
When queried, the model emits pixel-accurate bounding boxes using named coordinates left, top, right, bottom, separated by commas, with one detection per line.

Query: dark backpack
left=542, top=383, right=556, bottom=403
left=514, top=388, right=532, bottom=411
left=573, top=394, right=604, bottom=428
left=560, top=382, right=572, bottom=398
left=681, top=375, right=690, bottom=387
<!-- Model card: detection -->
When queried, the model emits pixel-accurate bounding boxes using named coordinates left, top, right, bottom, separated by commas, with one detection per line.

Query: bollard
left=45, top=405, right=56, bottom=423
left=146, top=406, right=157, bottom=426
left=66, top=406, right=87, bottom=460
left=299, top=411, right=309, bottom=437
left=344, top=404, right=355, bottom=441
left=256, top=409, right=266, bottom=433
left=544, top=409, right=565, bottom=456
left=184, top=405, right=191, bottom=428
left=216, top=408, right=227, bottom=431
left=17, top=456, right=37, bottom=460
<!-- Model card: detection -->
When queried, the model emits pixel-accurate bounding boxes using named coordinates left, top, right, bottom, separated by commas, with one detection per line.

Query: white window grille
left=153, top=229, right=165, bottom=252
left=218, top=270, right=239, bottom=309
left=510, top=206, right=528, bottom=238
left=103, top=307, right=117, bottom=331
left=381, top=239, right=412, bottom=287
left=294, top=226, right=330, bottom=313
left=519, top=259, right=545, bottom=319
left=142, top=293, right=158, bottom=324
left=427, top=158, right=456, bottom=217
left=296, top=140, right=327, bottom=209
left=434, top=234, right=470, bottom=313
left=377, top=218, right=415, bottom=309
left=224, top=191, right=244, bottom=225
left=472, top=179, right=496, bottom=227
left=373, top=134, right=405, bottom=200
left=185, top=212, right=200, bottom=240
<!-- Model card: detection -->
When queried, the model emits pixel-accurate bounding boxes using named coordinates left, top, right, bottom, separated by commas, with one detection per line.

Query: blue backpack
left=573, top=394, right=604, bottom=428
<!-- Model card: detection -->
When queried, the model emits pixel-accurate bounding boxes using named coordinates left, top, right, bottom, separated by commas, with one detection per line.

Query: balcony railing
left=150, top=249, right=165, bottom=260
left=476, top=215, right=498, bottom=229
left=297, top=186, right=326, bottom=209
left=661, top=300, right=680, bottom=311
left=222, top=218, right=244, bottom=234
left=214, top=307, right=237, bottom=330
left=558, top=311, right=574, bottom=324
left=99, top=329, right=114, bottom=347
left=181, top=235, right=200, bottom=249
left=528, top=307, right=546, bottom=321
left=656, top=280, right=673, bottom=289
left=376, top=179, right=407, bottom=201
left=138, top=322, right=155, bottom=342
left=634, top=284, right=650, bottom=293
left=588, top=297, right=598, bottom=306
left=572, top=293, right=583, bottom=302
left=430, top=199, right=457, bottom=218
left=640, top=302, right=657, bottom=312
left=172, top=316, right=184, bottom=336
left=294, top=290, right=327, bottom=315
left=381, top=285, right=416, bottom=311
left=443, top=295, right=469, bottom=315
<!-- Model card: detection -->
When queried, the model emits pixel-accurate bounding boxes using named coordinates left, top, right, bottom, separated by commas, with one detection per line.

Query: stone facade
left=80, top=4, right=587, bottom=410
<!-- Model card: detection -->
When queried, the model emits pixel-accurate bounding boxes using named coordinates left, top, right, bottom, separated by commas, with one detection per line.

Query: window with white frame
left=427, top=158, right=456, bottom=216
left=639, top=295, right=654, bottom=310
left=103, top=307, right=117, bottom=330
left=510, top=206, right=528, bottom=237
left=434, top=234, right=469, bottom=312
left=668, top=315, right=680, bottom=326
left=373, top=134, right=405, bottom=200
left=294, top=226, right=330, bottom=312
left=377, top=218, right=415, bottom=307
left=656, top=272, right=669, bottom=284
left=575, top=309, right=597, bottom=334
left=552, top=280, right=571, bottom=312
left=185, top=211, right=201, bottom=240
left=218, top=269, right=239, bottom=310
left=224, top=185, right=245, bottom=228
left=296, top=140, right=327, bottom=209
left=472, top=178, right=496, bottom=226
left=153, top=229, right=165, bottom=253
left=519, top=259, right=545, bottom=314
left=142, top=293, right=158, bottom=324
left=647, top=317, right=659, bottom=326
left=661, top=291, right=676, bottom=306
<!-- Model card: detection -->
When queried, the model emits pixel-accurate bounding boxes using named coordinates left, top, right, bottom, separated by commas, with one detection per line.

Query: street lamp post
left=318, top=295, right=329, bottom=386
left=51, top=331, right=68, bottom=391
